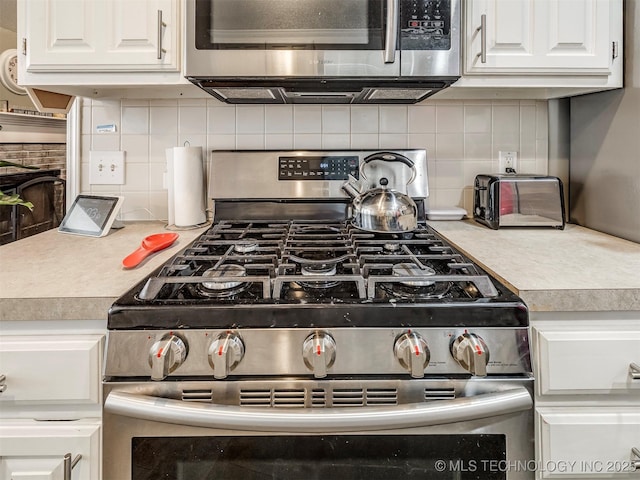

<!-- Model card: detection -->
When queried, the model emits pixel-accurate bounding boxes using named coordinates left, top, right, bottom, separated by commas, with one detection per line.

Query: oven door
left=103, top=380, right=534, bottom=480
left=185, top=0, right=401, bottom=77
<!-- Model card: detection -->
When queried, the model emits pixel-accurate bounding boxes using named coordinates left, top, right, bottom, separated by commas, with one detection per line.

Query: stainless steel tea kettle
left=342, top=152, right=418, bottom=233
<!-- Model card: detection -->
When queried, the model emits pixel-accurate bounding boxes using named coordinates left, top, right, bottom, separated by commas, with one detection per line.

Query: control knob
left=302, top=332, right=336, bottom=378
left=148, top=334, right=188, bottom=381
left=394, top=331, right=430, bottom=378
left=450, top=333, right=490, bottom=377
left=208, top=332, right=245, bottom=379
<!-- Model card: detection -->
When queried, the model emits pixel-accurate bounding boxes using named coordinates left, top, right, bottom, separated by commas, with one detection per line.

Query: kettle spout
left=342, top=175, right=361, bottom=199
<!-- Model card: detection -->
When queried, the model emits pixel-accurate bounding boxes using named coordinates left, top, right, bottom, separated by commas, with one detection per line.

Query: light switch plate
left=89, top=151, right=125, bottom=185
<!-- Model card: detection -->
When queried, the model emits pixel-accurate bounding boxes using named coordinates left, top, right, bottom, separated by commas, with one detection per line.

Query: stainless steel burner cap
left=300, top=264, right=337, bottom=277
left=383, top=242, right=401, bottom=253
left=233, top=239, right=259, bottom=254
left=202, top=264, right=247, bottom=290
left=392, top=262, right=436, bottom=287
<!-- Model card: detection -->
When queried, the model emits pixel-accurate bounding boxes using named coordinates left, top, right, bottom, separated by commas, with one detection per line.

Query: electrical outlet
left=89, top=151, right=125, bottom=185
left=498, top=151, right=518, bottom=173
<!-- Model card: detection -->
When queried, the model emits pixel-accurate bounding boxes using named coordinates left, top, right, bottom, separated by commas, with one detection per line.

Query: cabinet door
left=465, top=0, right=615, bottom=74
left=0, top=335, right=102, bottom=406
left=537, top=408, right=640, bottom=478
left=534, top=329, right=640, bottom=396
left=23, top=0, right=179, bottom=72
left=0, top=421, right=100, bottom=480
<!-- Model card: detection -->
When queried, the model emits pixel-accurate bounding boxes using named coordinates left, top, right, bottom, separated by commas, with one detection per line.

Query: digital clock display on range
left=278, top=156, right=359, bottom=180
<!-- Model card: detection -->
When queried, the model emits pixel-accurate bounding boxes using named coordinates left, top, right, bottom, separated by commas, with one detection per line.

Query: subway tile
left=350, top=134, right=379, bottom=149
left=208, top=105, right=236, bottom=135
left=351, top=106, right=379, bottom=134
left=149, top=134, right=179, bottom=162
left=435, top=161, right=465, bottom=189
left=150, top=106, right=178, bottom=134
left=293, top=134, right=322, bottom=149
left=322, top=106, right=350, bottom=134
left=379, top=133, right=407, bottom=149
left=91, top=103, right=121, bottom=134
left=121, top=106, right=149, bottom=135
left=121, top=135, right=149, bottom=163
left=179, top=106, right=207, bottom=134
left=122, top=163, right=149, bottom=192
left=178, top=134, right=207, bottom=150
left=207, top=134, right=236, bottom=150
left=436, top=105, right=464, bottom=133
left=121, top=192, right=151, bottom=221
left=492, top=105, right=520, bottom=134
left=464, top=105, right=491, bottom=133
left=464, top=133, right=491, bottom=160
left=321, top=134, right=350, bottom=149
left=148, top=162, right=166, bottom=191
left=91, top=134, right=120, bottom=151
left=265, top=134, right=294, bottom=150
left=435, top=133, right=464, bottom=161
left=436, top=188, right=465, bottom=208
left=122, top=99, right=149, bottom=107
left=408, top=105, right=436, bottom=134
left=236, top=134, right=265, bottom=149
left=294, top=105, right=322, bottom=134
left=379, top=106, right=407, bottom=133
left=149, top=190, right=169, bottom=222
left=265, top=105, right=293, bottom=134
left=463, top=160, right=492, bottom=186
left=408, top=133, right=436, bottom=151
left=236, top=105, right=265, bottom=134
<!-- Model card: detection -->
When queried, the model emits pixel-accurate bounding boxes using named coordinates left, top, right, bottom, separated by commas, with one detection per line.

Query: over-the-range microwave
left=185, top=0, right=461, bottom=104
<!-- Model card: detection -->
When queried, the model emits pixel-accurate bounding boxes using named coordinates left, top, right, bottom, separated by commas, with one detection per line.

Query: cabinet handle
left=476, top=14, right=487, bottom=64
left=630, top=362, right=640, bottom=380
left=63, top=453, right=81, bottom=480
left=632, top=447, right=640, bottom=471
left=157, top=10, right=167, bottom=60
left=0, top=374, right=6, bottom=393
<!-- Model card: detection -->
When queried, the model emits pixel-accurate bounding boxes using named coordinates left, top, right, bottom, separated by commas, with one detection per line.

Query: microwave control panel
left=278, top=156, right=359, bottom=181
left=401, top=0, right=453, bottom=50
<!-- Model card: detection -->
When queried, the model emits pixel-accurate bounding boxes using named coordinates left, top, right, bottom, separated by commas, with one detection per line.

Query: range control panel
left=278, top=156, right=359, bottom=181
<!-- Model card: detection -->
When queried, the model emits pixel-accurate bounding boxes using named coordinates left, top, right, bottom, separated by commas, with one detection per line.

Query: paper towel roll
left=166, top=146, right=207, bottom=227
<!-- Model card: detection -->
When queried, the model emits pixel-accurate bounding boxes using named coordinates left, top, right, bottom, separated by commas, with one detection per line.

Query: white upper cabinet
left=23, top=0, right=179, bottom=72
left=465, top=0, right=618, bottom=74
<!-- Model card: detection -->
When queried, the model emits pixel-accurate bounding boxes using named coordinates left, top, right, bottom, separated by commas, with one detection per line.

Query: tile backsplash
left=80, top=98, right=549, bottom=221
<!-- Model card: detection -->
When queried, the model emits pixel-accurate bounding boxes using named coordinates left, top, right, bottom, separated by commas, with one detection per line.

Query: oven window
left=132, top=434, right=506, bottom=479
left=195, top=0, right=386, bottom=50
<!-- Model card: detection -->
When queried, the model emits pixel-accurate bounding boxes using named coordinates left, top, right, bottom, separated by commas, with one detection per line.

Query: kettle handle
left=361, top=152, right=417, bottom=185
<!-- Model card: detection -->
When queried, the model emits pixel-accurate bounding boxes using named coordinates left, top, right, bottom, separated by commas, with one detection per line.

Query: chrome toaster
left=473, top=174, right=565, bottom=229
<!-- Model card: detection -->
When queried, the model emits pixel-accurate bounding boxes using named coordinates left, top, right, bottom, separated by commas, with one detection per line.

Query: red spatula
left=122, top=233, right=179, bottom=268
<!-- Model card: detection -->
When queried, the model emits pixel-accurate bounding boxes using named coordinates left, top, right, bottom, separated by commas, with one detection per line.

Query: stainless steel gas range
left=103, top=150, right=534, bottom=480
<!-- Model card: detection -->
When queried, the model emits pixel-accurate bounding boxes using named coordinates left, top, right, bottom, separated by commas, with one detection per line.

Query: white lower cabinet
left=0, top=420, right=100, bottom=480
left=537, top=408, right=640, bottom=479
left=532, top=315, right=640, bottom=480
left=0, top=334, right=104, bottom=479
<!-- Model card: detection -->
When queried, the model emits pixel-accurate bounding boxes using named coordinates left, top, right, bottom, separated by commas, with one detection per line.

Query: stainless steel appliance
left=103, top=149, right=534, bottom=480
left=473, top=174, right=566, bottom=230
left=185, top=0, right=461, bottom=103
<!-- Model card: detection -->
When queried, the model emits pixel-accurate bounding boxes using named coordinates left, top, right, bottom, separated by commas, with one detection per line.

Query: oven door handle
left=105, top=387, right=532, bottom=432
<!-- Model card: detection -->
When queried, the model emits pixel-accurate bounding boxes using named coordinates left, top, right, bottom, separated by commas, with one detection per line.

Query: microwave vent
left=366, top=89, right=433, bottom=101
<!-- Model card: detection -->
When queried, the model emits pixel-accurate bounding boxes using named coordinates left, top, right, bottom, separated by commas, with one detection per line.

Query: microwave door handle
left=384, top=0, right=399, bottom=63
left=105, top=387, right=531, bottom=433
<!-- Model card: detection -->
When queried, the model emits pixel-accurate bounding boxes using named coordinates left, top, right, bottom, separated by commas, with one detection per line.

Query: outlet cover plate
left=89, top=151, right=125, bottom=185
left=498, top=151, right=518, bottom=173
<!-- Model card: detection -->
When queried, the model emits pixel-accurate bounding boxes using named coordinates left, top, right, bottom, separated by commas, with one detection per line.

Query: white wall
left=79, top=98, right=549, bottom=221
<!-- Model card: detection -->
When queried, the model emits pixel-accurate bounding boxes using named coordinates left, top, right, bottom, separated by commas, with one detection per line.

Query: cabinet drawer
left=534, top=329, right=640, bottom=395
left=537, top=408, right=640, bottom=478
left=0, top=419, right=100, bottom=480
left=0, top=335, right=102, bottom=405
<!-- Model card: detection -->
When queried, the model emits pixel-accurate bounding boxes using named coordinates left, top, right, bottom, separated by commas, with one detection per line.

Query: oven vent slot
left=331, top=388, right=397, bottom=406
left=240, top=389, right=309, bottom=407
left=311, top=388, right=327, bottom=407
left=424, top=388, right=456, bottom=400
left=273, top=389, right=306, bottom=407
left=182, top=389, right=213, bottom=402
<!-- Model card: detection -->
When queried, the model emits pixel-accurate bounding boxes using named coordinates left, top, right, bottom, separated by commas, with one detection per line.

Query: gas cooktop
left=108, top=219, right=527, bottom=330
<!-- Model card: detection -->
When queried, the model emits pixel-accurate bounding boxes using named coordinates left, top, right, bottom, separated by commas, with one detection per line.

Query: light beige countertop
left=0, top=222, right=207, bottom=322
left=428, top=220, right=640, bottom=312
left=2, top=220, right=638, bottom=322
